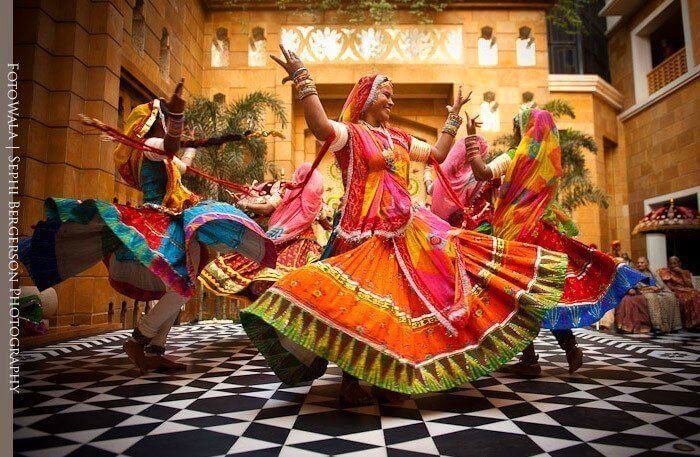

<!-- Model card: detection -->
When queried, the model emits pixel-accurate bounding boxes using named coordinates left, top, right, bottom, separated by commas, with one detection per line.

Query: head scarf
left=339, top=74, right=391, bottom=124
left=267, top=162, right=324, bottom=244
left=432, top=135, right=490, bottom=222
left=492, top=108, right=562, bottom=241
left=515, top=100, right=537, bottom=130
left=114, top=99, right=201, bottom=212
left=115, top=99, right=163, bottom=189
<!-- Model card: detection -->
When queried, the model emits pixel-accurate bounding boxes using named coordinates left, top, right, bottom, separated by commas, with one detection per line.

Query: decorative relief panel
left=280, top=25, right=463, bottom=64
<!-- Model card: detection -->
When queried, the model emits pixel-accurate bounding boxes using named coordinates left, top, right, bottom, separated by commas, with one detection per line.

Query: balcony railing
left=647, top=47, right=688, bottom=95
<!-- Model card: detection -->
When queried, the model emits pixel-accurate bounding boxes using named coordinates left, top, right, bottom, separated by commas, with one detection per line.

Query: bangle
left=465, top=147, right=480, bottom=162
left=295, top=78, right=318, bottom=100
left=293, top=70, right=310, bottom=84
left=297, top=87, right=318, bottom=100
left=409, top=139, right=432, bottom=163
left=442, top=123, right=458, bottom=136
left=464, top=135, right=480, bottom=160
left=441, top=112, right=463, bottom=136
left=291, top=67, right=308, bottom=79
left=294, top=75, right=314, bottom=89
left=294, top=76, right=311, bottom=88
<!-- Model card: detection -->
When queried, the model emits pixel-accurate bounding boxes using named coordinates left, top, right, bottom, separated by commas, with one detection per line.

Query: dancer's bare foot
left=566, top=346, right=583, bottom=374
left=123, top=337, right=149, bottom=375
left=371, top=385, right=410, bottom=403
left=340, top=375, right=374, bottom=406
left=145, top=354, right=187, bottom=372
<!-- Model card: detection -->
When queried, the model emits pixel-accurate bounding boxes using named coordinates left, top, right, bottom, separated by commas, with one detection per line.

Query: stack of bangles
left=442, top=112, right=463, bottom=136
left=464, top=135, right=481, bottom=161
left=292, top=67, right=317, bottom=100
left=166, top=113, right=185, bottom=138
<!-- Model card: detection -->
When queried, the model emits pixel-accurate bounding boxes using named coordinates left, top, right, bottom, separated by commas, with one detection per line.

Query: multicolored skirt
left=19, top=198, right=275, bottom=300
left=200, top=229, right=322, bottom=298
left=525, top=222, right=646, bottom=329
left=240, top=208, right=567, bottom=394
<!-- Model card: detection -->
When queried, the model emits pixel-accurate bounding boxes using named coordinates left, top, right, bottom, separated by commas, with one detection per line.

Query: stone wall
left=622, top=81, right=699, bottom=258
left=606, top=1, right=700, bottom=260
left=545, top=85, right=628, bottom=250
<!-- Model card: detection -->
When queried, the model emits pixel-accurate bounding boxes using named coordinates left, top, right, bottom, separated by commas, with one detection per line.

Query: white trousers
left=136, top=243, right=200, bottom=348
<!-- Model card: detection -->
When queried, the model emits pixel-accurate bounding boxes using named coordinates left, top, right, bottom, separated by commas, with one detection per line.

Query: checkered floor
left=14, top=324, right=700, bottom=457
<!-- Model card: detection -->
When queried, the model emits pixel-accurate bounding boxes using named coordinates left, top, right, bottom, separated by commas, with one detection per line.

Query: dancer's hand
left=165, top=78, right=185, bottom=114
left=466, top=113, right=482, bottom=135
left=270, top=45, right=306, bottom=84
left=447, top=85, right=471, bottom=116
left=225, top=189, right=243, bottom=202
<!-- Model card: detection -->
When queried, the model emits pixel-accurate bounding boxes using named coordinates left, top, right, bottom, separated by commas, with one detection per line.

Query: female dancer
left=239, top=46, right=569, bottom=404
left=20, top=80, right=276, bottom=373
left=430, top=133, right=496, bottom=230
left=454, top=109, right=645, bottom=375
left=200, top=162, right=327, bottom=298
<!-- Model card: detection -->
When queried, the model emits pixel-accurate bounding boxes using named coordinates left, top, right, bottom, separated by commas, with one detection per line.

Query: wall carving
left=280, top=25, right=463, bottom=64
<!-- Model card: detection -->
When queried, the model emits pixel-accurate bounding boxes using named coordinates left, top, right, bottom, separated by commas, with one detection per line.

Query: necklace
left=360, top=120, right=394, bottom=150
left=360, top=120, right=397, bottom=172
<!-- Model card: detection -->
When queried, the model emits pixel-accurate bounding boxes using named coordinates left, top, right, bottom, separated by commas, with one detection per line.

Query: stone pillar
left=15, top=0, right=124, bottom=329
left=645, top=234, right=667, bottom=272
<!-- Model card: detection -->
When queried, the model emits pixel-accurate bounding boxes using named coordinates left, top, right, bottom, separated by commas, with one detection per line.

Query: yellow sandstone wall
left=606, top=1, right=700, bottom=260
left=202, top=8, right=552, bottom=178
left=621, top=82, right=699, bottom=258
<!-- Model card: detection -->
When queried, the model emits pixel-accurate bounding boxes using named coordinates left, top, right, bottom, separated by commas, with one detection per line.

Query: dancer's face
left=365, top=83, right=394, bottom=125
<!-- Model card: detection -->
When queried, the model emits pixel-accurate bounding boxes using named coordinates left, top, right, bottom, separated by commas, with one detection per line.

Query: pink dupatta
left=431, top=135, right=494, bottom=227
left=267, top=163, right=324, bottom=245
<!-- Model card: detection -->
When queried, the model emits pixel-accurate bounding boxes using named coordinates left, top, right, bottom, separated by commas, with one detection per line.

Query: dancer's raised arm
left=271, top=45, right=333, bottom=142
left=429, top=86, right=471, bottom=163
left=462, top=113, right=495, bottom=181
left=163, top=78, right=186, bottom=155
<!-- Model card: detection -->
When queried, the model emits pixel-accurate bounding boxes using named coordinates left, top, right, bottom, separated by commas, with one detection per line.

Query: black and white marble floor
left=13, top=324, right=700, bottom=457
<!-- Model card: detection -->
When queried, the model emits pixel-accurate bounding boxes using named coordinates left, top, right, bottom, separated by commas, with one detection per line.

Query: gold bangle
left=441, top=124, right=458, bottom=136
left=442, top=112, right=463, bottom=136
left=295, top=79, right=318, bottom=100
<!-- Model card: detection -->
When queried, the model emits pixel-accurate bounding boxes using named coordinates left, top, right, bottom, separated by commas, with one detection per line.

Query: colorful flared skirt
left=200, top=227, right=322, bottom=298
left=525, top=222, right=647, bottom=329
left=240, top=209, right=567, bottom=394
left=19, top=198, right=275, bottom=300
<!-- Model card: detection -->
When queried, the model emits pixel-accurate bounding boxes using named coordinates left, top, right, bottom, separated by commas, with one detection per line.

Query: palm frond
left=541, top=99, right=575, bottom=120
left=183, top=91, right=288, bottom=200
left=559, top=129, right=597, bottom=153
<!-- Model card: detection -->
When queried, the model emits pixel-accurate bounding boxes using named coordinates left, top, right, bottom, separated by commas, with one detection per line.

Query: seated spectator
left=658, top=257, right=700, bottom=329
left=616, top=257, right=681, bottom=334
